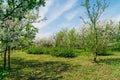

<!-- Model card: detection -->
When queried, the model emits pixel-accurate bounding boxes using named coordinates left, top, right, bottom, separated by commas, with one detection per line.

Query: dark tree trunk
left=4, top=47, right=7, bottom=70
left=93, top=52, right=97, bottom=62
left=8, top=46, right=11, bottom=69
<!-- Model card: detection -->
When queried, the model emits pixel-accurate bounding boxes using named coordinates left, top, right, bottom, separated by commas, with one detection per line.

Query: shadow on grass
left=97, top=53, right=114, bottom=56
left=98, top=58, right=120, bottom=65
left=0, top=57, right=80, bottom=80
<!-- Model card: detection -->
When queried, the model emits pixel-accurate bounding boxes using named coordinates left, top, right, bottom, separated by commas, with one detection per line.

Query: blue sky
left=32, top=0, right=120, bottom=40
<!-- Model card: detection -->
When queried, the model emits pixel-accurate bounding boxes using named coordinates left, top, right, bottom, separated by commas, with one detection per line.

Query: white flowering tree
left=0, top=0, right=45, bottom=70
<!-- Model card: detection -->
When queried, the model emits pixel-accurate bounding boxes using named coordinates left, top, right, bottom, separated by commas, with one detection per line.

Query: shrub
left=97, top=47, right=112, bottom=56
left=27, top=46, right=76, bottom=58
left=0, top=71, right=9, bottom=80
left=43, top=47, right=52, bottom=54
left=27, top=46, right=44, bottom=54
left=50, top=47, right=76, bottom=58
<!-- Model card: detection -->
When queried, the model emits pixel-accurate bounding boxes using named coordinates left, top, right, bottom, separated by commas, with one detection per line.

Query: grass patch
left=0, top=51, right=120, bottom=79
left=74, top=49, right=91, bottom=56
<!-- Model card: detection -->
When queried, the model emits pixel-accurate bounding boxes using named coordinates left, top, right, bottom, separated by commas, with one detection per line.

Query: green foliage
left=26, top=46, right=76, bottom=58
left=97, top=47, right=110, bottom=55
left=36, top=38, right=54, bottom=47
left=81, top=0, right=109, bottom=62
left=0, top=71, right=9, bottom=80
left=27, top=46, right=53, bottom=54
left=78, top=21, right=116, bottom=58
left=74, top=49, right=90, bottom=56
left=0, top=0, right=45, bottom=21
left=113, top=22, right=120, bottom=51
left=27, top=46, right=44, bottom=54
left=55, top=28, right=69, bottom=47
left=54, top=28, right=79, bottom=48
left=113, top=44, right=120, bottom=51
left=50, top=47, right=76, bottom=58
left=0, top=0, right=45, bottom=49
left=43, top=47, right=52, bottom=54
left=18, top=23, right=38, bottom=49
left=0, top=0, right=45, bottom=70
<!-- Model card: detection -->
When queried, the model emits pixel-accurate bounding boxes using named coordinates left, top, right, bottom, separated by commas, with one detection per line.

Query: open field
left=0, top=51, right=120, bottom=80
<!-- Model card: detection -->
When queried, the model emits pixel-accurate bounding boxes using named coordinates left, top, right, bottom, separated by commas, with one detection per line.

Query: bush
left=27, top=46, right=76, bottom=58
left=27, top=46, right=44, bottom=54
left=50, top=47, right=76, bottom=58
left=43, top=47, right=52, bottom=54
left=0, top=71, right=9, bottom=80
left=97, top=47, right=112, bottom=56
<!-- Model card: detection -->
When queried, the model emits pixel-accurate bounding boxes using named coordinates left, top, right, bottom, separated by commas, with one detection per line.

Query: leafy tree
left=114, top=22, right=120, bottom=50
left=0, top=0, right=45, bottom=21
left=68, top=28, right=77, bottom=47
left=16, top=22, right=38, bottom=49
left=80, top=21, right=116, bottom=54
left=80, top=0, right=109, bottom=62
left=54, top=28, right=80, bottom=48
left=78, top=26, right=89, bottom=50
left=36, top=38, right=54, bottom=47
left=0, top=0, right=45, bottom=70
left=79, top=21, right=116, bottom=61
left=0, top=18, right=39, bottom=69
left=54, top=29, right=69, bottom=47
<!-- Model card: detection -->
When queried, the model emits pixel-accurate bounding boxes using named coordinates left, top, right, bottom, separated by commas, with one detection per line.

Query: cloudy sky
left=32, top=0, right=120, bottom=40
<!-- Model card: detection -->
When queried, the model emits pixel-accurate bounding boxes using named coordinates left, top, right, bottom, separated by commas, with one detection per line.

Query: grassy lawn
left=0, top=51, right=120, bottom=80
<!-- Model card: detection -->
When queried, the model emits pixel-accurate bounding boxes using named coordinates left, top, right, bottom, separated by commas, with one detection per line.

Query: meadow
left=0, top=50, right=120, bottom=80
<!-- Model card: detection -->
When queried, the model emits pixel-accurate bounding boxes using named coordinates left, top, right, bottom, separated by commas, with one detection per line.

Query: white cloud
left=111, top=15, right=120, bottom=22
left=65, top=10, right=79, bottom=21
left=39, top=0, right=54, bottom=18
left=32, top=0, right=54, bottom=28
left=58, top=22, right=73, bottom=29
left=33, top=0, right=77, bottom=29
left=35, top=32, right=52, bottom=40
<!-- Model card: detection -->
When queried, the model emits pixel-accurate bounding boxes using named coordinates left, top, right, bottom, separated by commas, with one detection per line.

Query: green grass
left=0, top=51, right=120, bottom=80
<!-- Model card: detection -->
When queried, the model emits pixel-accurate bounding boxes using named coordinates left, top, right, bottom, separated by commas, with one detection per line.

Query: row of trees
left=36, top=0, right=119, bottom=62
left=37, top=21, right=120, bottom=61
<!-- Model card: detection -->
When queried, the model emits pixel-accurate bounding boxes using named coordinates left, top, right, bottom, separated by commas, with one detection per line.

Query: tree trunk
left=8, top=46, right=11, bottom=69
left=94, top=23, right=98, bottom=62
left=3, top=47, right=7, bottom=70
left=93, top=52, right=97, bottom=62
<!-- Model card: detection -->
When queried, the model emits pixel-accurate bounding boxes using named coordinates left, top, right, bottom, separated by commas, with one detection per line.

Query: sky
left=32, top=0, right=120, bottom=40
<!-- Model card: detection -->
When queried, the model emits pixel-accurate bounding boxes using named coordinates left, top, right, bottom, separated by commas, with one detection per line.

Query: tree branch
left=2, top=1, right=24, bottom=21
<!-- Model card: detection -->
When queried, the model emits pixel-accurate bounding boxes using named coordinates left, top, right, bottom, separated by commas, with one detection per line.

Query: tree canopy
left=0, top=0, right=46, bottom=70
left=0, top=0, right=45, bottom=21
